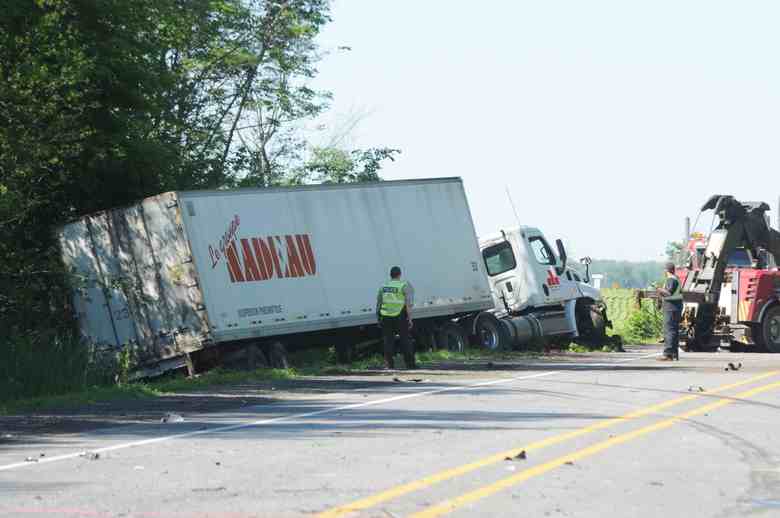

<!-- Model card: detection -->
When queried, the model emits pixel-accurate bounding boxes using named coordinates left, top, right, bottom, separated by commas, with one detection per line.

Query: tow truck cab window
left=483, top=241, right=516, bottom=276
left=529, top=236, right=556, bottom=266
left=727, top=249, right=752, bottom=267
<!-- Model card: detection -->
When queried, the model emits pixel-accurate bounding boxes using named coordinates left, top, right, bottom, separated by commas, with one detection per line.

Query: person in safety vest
left=376, top=266, right=415, bottom=369
left=657, top=262, right=682, bottom=361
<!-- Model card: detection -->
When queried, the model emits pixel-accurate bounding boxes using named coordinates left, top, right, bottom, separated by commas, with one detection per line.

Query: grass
left=3, top=293, right=654, bottom=415
left=602, top=288, right=663, bottom=345
left=0, top=347, right=546, bottom=415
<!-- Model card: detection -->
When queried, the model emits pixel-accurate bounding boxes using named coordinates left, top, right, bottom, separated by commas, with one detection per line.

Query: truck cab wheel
left=438, top=322, right=467, bottom=353
left=757, top=306, right=780, bottom=353
left=474, top=313, right=510, bottom=351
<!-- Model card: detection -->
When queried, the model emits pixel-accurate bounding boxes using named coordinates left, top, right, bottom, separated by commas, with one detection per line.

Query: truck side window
left=482, top=241, right=516, bottom=276
left=529, top=236, right=556, bottom=266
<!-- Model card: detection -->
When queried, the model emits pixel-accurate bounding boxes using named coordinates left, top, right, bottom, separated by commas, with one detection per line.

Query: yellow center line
left=411, top=378, right=780, bottom=518
left=316, top=370, right=779, bottom=518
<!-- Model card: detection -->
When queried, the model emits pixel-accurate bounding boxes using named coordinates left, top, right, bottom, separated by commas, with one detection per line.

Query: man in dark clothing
left=376, top=266, right=415, bottom=369
left=657, top=262, right=683, bottom=361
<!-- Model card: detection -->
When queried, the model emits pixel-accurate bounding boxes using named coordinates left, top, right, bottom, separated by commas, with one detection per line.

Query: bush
left=0, top=332, right=117, bottom=403
left=621, top=300, right=663, bottom=344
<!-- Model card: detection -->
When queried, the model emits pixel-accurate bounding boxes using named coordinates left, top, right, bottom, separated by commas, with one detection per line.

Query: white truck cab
left=475, top=227, right=609, bottom=349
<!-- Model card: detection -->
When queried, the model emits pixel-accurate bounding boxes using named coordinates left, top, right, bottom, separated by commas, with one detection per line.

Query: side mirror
left=555, top=238, right=567, bottom=275
left=579, top=256, right=592, bottom=284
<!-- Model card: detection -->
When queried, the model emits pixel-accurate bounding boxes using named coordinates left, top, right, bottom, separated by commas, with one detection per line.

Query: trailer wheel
left=474, top=313, right=510, bottom=351
left=267, top=341, right=290, bottom=369
left=438, top=322, right=467, bottom=353
left=335, top=343, right=354, bottom=364
left=414, top=325, right=438, bottom=351
left=757, top=306, right=780, bottom=353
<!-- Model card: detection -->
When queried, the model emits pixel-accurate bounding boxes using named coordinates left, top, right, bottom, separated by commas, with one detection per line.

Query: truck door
left=526, top=234, right=580, bottom=304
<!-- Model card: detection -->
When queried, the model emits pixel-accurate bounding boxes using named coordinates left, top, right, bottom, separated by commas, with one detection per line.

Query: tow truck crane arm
left=683, top=195, right=780, bottom=305
left=681, top=195, right=780, bottom=349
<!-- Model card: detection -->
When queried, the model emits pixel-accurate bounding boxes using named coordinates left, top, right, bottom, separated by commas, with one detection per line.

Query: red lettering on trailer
left=240, top=239, right=262, bottom=281
left=250, top=237, right=272, bottom=281
left=225, top=241, right=245, bottom=283
left=212, top=218, right=318, bottom=284
left=296, top=234, right=316, bottom=275
left=285, top=236, right=305, bottom=278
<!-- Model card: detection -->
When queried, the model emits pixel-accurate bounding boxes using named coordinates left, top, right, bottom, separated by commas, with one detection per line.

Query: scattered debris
left=39, top=453, right=45, bottom=458
left=78, top=451, right=100, bottom=461
left=564, top=461, right=574, bottom=466
left=24, top=457, right=38, bottom=463
left=688, top=386, right=706, bottom=392
left=504, top=450, right=527, bottom=461
left=725, top=362, right=743, bottom=371
left=215, top=462, right=221, bottom=466
left=161, top=413, right=184, bottom=423
left=192, top=486, right=226, bottom=493
left=650, top=481, right=664, bottom=487
left=392, top=377, right=426, bottom=383
left=393, top=377, right=403, bottom=383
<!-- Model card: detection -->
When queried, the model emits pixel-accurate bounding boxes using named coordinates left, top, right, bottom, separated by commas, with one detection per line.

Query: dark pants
left=381, top=309, right=414, bottom=369
left=663, top=305, right=681, bottom=359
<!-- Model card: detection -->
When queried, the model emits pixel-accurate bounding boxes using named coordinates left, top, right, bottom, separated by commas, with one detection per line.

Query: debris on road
left=392, top=377, right=427, bottom=383
left=24, top=456, right=38, bottom=463
left=505, top=450, right=527, bottom=461
left=688, top=386, right=706, bottom=392
left=192, top=486, right=226, bottom=493
left=564, top=461, right=574, bottom=466
left=725, top=362, right=743, bottom=371
left=161, top=413, right=184, bottom=423
left=79, top=451, right=100, bottom=461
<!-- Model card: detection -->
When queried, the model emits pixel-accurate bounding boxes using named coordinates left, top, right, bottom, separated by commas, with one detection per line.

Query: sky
left=311, top=0, right=780, bottom=261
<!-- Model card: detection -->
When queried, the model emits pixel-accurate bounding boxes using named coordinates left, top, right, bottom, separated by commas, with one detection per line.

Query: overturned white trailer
left=59, top=178, right=494, bottom=375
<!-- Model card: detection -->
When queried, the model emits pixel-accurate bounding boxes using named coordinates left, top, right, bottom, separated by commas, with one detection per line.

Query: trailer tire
left=757, top=305, right=780, bottom=353
left=438, top=322, right=467, bottom=353
left=247, top=344, right=269, bottom=369
left=267, top=341, right=290, bottom=369
left=335, top=343, right=354, bottom=364
left=474, top=313, right=510, bottom=351
left=415, top=325, right=438, bottom=351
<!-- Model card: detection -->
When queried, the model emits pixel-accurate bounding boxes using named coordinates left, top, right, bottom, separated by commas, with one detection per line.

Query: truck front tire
left=474, top=313, right=510, bottom=351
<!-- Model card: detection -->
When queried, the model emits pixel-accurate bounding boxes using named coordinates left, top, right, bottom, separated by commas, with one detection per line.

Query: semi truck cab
left=475, top=227, right=609, bottom=348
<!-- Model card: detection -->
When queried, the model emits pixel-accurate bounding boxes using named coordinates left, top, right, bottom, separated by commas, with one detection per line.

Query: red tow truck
left=678, top=195, right=780, bottom=353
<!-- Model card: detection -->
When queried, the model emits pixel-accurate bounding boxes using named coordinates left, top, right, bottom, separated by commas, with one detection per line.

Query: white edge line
left=0, top=351, right=658, bottom=472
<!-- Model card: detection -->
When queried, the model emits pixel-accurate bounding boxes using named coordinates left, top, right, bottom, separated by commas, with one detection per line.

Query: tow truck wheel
left=474, top=313, right=510, bottom=351
left=757, top=306, right=780, bottom=353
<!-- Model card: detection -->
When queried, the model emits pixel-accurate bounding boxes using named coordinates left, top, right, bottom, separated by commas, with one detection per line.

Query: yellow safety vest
left=380, top=280, right=407, bottom=317
left=666, top=274, right=683, bottom=302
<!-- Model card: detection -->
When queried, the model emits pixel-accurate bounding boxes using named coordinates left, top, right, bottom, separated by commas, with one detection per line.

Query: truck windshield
left=483, top=241, right=516, bottom=276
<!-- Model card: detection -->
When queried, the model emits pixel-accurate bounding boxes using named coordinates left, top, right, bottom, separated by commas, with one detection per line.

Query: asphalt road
left=2, top=346, right=780, bottom=518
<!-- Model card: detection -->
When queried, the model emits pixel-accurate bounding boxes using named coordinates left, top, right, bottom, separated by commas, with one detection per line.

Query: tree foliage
left=0, top=0, right=396, bottom=344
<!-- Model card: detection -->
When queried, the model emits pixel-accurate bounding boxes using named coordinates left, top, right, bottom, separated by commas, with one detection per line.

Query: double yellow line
left=318, top=370, right=780, bottom=518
